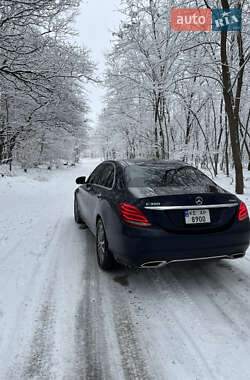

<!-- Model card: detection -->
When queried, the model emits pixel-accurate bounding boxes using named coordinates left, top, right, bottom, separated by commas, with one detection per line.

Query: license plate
left=184, top=209, right=210, bottom=224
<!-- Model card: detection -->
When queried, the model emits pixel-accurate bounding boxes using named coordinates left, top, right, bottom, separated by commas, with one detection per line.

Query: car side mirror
left=76, top=176, right=86, bottom=185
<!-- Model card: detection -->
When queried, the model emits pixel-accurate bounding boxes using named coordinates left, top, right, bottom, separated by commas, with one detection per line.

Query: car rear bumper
left=109, top=219, right=250, bottom=267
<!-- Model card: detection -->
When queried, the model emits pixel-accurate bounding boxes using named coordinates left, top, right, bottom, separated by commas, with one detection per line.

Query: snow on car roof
left=118, top=159, right=190, bottom=168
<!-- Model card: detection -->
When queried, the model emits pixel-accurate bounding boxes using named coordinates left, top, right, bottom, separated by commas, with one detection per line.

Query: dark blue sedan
left=74, top=160, right=250, bottom=270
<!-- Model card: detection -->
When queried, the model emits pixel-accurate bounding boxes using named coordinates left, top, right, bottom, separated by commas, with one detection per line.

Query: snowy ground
left=0, top=159, right=250, bottom=380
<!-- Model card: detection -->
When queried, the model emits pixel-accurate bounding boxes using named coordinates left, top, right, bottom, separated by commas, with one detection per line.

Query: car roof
left=116, top=159, right=191, bottom=169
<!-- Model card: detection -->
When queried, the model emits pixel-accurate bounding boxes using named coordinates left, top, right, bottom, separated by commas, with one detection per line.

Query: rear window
left=125, top=165, right=221, bottom=191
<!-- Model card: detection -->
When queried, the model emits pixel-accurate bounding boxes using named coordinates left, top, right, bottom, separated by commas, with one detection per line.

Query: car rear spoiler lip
left=144, top=203, right=239, bottom=210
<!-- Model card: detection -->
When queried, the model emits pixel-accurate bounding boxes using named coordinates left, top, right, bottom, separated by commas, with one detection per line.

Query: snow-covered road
left=0, top=160, right=250, bottom=380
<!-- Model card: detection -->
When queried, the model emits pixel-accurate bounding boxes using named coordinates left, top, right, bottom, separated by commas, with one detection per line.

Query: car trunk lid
left=129, top=187, right=239, bottom=233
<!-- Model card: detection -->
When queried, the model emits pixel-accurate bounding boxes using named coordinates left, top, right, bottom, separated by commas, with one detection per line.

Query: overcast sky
left=75, top=0, right=122, bottom=126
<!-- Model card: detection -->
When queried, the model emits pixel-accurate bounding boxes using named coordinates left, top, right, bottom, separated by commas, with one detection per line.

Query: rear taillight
left=238, top=202, right=248, bottom=221
left=118, top=203, right=151, bottom=228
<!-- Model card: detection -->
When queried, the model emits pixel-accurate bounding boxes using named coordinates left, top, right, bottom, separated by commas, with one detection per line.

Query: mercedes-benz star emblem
left=195, top=196, right=203, bottom=205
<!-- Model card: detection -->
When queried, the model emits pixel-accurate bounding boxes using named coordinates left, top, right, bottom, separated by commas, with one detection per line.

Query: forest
left=0, top=0, right=95, bottom=171
left=97, top=0, right=250, bottom=194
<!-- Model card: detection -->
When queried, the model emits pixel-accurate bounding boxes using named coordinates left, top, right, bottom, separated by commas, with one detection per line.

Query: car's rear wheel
left=96, top=219, right=116, bottom=270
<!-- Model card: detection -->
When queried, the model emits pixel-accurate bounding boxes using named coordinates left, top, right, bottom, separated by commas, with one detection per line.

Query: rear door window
left=98, top=163, right=115, bottom=188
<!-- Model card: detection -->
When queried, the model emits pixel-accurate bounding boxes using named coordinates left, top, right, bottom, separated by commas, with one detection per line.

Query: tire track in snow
left=152, top=261, right=250, bottom=379
left=139, top=267, right=218, bottom=380
left=167, top=261, right=250, bottom=379
left=108, top=272, right=153, bottom=380
left=194, top=262, right=250, bottom=334
left=13, top=220, right=62, bottom=379
left=112, top=306, right=151, bottom=380
left=1, top=219, right=62, bottom=380
left=75, top=230, right=112, bottom=380
left=75, top=231, right=152, bottom=380
left=22, top=283, right=56, bottom=379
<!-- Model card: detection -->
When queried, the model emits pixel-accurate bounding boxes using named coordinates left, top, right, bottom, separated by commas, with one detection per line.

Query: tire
left=74, top=196, right=82, bottom=224
left=96, top=219, right=116, bottom=270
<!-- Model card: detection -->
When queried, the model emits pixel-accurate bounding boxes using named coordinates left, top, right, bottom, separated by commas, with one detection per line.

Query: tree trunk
left=153, top=102, right=160, bottom=159
left=224, top=116, right=229, bottom=177
left=220, top=3, right=244, bottom=193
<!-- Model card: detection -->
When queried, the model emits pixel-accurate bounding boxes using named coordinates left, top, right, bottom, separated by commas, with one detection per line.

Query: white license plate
left=184, top=209, right=210, bottom=224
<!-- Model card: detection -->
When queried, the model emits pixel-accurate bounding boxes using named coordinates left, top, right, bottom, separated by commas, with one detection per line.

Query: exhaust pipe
left=230, top=253, right=245, bottom=259
left=140, top=253, right=245, bottom=268
left=140, top=260, right=168, bottom=268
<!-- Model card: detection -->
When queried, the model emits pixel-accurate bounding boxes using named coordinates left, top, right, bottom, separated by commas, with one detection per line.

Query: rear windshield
left=125, top=165, right=220, bottom=190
